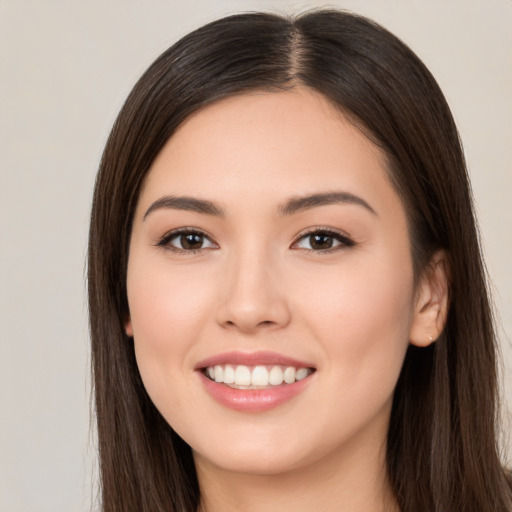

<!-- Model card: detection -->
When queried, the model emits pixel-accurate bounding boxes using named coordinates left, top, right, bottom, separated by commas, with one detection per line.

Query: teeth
left=214, top=365, right=223, bottom=383
left=251, top=366, right=268, bottom=386
left=295, top=368, right=309, bottom=381
left=269, top=365, right=284, bottom=386
left=234, top=365, right=251, bottom=386
left=283, top=366, right=296, bottom=384
left=223, top=364, right=235, bottom=384
left=204, top=364, right=313, bottom=387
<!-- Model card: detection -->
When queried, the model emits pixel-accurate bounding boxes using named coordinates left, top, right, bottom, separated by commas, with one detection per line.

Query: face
left=126, top=88, right=424, bottom=477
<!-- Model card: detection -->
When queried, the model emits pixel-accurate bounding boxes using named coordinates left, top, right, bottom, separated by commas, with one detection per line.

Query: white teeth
left=234, top=365, right=251, bottom=386
left=269, top=365, right=284, bottom=385
left=295, top=367, right=309, bottom=381
left=251, top=366, right=269, bottom=386
left=214, top=365, right=223, bottom=383
left=283, top=367, right=296, bottom=384
left=204, top=364, right=312, bottom=387
left=223, top=364, right=235, bottom=384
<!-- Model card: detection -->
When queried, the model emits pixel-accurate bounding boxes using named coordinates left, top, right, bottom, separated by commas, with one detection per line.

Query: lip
left=194, top=350, right=315, bottom=370
left=198, top=372, right=314, bottom=412
left=195, top=351, right=316, bottom=413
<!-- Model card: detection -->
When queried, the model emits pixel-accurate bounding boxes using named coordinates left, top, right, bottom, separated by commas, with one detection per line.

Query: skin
left=125, top=88, right=448, bottom=512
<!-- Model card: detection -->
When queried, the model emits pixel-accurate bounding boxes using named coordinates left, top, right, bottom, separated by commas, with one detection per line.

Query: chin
left=195, top=446, right=308, bottom=477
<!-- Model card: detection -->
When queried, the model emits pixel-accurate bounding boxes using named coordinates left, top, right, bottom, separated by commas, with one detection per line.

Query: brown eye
left=158, top=229, right=217, bottom=252
left=179, top=233, right=205, bottom=250
left=308, top=233, right=334, bottom=250
left=294, top=229, right=355, bottom=252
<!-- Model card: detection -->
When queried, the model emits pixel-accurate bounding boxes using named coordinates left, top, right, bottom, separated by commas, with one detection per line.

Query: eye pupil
left=310, top=233, right=333, bottom=250
left=181, top=233, right=203, bottom=250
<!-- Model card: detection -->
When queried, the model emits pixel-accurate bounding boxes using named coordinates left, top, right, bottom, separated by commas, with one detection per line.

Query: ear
left=409, top=250, right=450, bottom=347
left=125, top=316, right=133, bottom=337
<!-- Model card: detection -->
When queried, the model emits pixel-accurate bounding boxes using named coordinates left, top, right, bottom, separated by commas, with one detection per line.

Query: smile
left=204, top=364, right=314, bottom=388
left=196, top=351, right=316, bottom=412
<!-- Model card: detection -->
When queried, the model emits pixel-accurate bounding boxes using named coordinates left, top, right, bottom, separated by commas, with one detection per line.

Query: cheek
left=127, top=254, right=214, bottom=342
left=283, top=256, right=415, bottom=449
left=126, top=255, right=216, bottom=408
left=295, top=252, right=415, bottom=388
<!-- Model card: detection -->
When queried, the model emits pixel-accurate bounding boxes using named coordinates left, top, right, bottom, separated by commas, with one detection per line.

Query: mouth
left=202, top=364, right=315, bottom=389
left=195, top=351, right=316, bottom=412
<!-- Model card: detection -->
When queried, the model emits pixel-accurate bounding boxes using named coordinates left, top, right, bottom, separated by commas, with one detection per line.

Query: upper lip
left=194, top=350, right=315, bottom=370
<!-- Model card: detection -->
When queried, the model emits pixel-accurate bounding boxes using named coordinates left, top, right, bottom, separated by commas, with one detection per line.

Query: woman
left=88, top=9, right=512, bottom=512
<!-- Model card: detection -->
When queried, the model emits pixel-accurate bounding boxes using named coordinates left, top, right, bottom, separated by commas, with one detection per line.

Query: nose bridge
left=217, top=239, right=290, bottom=332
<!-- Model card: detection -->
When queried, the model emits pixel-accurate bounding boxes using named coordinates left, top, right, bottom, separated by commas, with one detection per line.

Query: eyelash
left=156, top=227, right=355, bottom=255
left=156, top=229, right=217, bottom=255
left=293, top=228, right=355, bottom=253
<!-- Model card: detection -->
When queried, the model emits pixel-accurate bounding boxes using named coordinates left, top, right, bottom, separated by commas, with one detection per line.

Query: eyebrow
left=143, top=196, right=225, bottom=220
left=277, top=191, right=377, bottom=216
left=143, top=190, right=376, bottom=221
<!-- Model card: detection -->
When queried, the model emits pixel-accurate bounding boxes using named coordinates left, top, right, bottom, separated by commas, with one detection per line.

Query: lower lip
left=198, top=371, right=314, bottom=413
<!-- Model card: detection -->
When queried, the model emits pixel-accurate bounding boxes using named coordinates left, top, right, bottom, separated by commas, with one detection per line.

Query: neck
left=195, top=428, right=398, bottom=512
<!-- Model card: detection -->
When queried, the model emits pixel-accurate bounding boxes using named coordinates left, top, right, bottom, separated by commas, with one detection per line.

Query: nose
left=215, top=248, right=291, bottom=334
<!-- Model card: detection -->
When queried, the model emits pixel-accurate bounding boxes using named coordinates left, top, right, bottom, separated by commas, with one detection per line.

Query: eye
left=157, top=229, right=217, bottom=253
left=293, top=229, right=355, bottom=252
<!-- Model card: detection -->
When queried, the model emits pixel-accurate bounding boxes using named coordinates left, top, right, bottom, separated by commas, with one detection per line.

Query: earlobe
left=125, top=317, right=134, bottom=337
left=409, top=251, right=450, bottom=347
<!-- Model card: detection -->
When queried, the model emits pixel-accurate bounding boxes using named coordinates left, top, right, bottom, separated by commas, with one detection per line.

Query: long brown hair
left=88, top=10, right=512, bottom=511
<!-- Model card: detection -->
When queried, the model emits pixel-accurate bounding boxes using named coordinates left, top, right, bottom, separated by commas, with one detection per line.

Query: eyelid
left=155, top=226, right=355, bottom=254
left=155, top=227, right=218, bottom=254
left=291, top=227, right=356, bottom=252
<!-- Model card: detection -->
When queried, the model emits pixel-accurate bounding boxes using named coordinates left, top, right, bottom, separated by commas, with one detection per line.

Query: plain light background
left=1, top=1, right=510, bottom=510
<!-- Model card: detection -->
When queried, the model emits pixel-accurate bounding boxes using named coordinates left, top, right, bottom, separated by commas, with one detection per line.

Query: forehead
left=138, top=88, right=400, bottom=219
